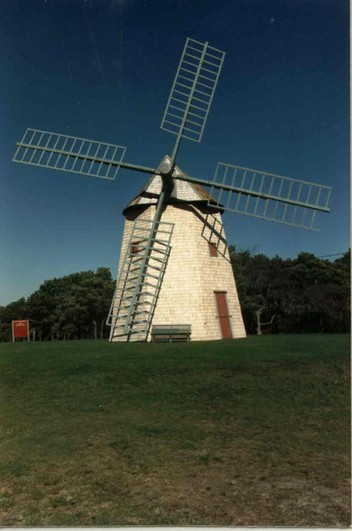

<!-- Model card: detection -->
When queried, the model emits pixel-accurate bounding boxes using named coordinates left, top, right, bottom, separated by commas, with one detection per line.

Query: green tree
left=2, top=268, right=115, bottom=342
left=231, top=248, right=350, bottom=335
left=231, top=250, right=279, bottom=334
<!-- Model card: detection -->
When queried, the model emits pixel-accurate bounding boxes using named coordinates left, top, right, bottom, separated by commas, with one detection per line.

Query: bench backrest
left=151, top=324, right=191, bottom=335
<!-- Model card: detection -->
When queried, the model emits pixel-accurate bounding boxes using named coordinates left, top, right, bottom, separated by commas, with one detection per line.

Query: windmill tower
left=13, top=38, right=332, bottom=342
left=111, top=154, right=246, bottom=342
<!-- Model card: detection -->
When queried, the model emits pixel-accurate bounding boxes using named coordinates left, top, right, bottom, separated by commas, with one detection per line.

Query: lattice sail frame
left=206, top=163, right=332, bottom=230
left=160, top=38, right=225, bottom=143
left=13, top=128, right=127, bottom=180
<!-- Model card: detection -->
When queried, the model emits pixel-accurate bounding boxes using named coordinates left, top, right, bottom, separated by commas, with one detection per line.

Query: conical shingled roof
left=123, top=155, right=221, bottom=214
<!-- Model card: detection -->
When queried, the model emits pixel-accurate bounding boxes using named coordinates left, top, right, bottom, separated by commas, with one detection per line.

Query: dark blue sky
left=0, top=0, right=349, bottom=304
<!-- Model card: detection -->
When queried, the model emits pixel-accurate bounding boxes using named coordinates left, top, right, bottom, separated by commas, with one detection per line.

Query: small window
left=131, top=241, right=142, bottom=255
left=208, top=242, right=218, bottom=257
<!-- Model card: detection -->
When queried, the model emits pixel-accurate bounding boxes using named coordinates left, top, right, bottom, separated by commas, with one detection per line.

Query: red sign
left=12, top=320, right=30, bottom=341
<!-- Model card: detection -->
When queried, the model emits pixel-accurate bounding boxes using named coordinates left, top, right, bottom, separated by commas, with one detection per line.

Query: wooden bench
left=151, top=324, right=191, bottom=343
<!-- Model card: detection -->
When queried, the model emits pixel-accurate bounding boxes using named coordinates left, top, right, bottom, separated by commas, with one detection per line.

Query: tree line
left=0, top=267, right=115, bottom=342
left=230, top=248, right=350, bottom=335
left=0, top=251, right=350, bottom=341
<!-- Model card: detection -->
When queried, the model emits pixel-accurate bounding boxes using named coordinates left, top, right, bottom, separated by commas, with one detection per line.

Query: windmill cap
left=123, top=155, right=222, bottom=215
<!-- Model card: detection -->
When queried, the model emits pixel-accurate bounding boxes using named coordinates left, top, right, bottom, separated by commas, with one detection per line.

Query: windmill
left=13, top=37, right=331, bottom=342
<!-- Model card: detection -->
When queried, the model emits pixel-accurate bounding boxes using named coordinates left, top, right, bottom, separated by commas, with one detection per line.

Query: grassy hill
left=0, top=334, right=350, bottom=526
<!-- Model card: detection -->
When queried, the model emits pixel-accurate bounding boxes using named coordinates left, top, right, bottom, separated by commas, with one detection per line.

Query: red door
left=215, top=292, right=232, bottom=339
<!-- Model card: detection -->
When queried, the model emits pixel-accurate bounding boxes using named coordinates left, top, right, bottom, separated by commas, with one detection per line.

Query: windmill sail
left=13, top=128, right=127, bottom=180
left=161, top=38, right=225, bottom=144
left=170, top=162, right=331, bottom=230
left=206, top=163, right=331, bottom=230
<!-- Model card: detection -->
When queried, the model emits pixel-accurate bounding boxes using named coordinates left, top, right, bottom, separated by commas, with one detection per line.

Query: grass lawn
left=0, top=334, right=350, bottom=526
